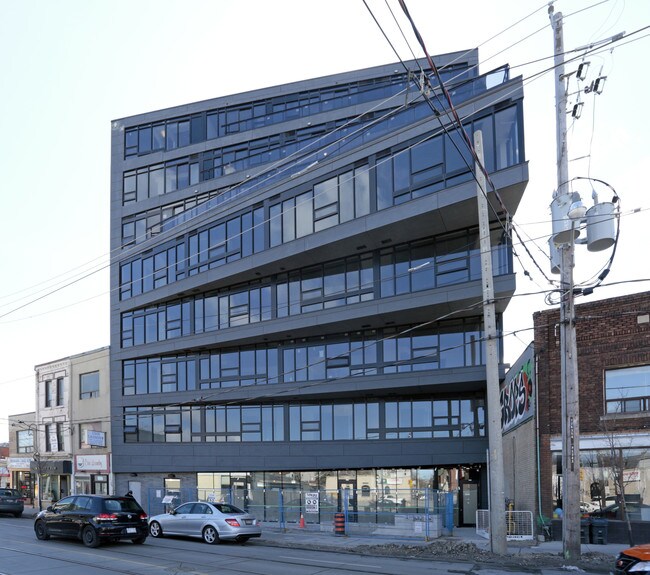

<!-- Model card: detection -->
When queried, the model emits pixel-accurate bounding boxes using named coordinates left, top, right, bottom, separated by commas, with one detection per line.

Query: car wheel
left=82, top=526, right=101, bottom=548
left=202, top=525, right=220, bottom=544
left=149, top=521, right=163, bottom=538
left=132, top=536, right=147, bottom=544
left=34, top=520, right=50, bottom=540
left=14, top=512, right=22, bottom=518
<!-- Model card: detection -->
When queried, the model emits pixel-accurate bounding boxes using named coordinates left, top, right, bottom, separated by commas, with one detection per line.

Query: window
left=56, top=377, right=64, bottom=406
left=79, top=422, right=105, bottom=449
left=17, top=429, right=34, bottom=453
left=44, top=380, right=53, bottom=407
left=45, top=423, right=64, bottom=452
left=606, top=365, right=650, bottom=414
left=80, top=372, right=100, bottom=399
left=126, top=395, right=485, bottom=444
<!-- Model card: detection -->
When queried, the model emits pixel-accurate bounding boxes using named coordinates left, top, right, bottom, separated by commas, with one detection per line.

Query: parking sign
left=305, top=492, right=319, bottom=512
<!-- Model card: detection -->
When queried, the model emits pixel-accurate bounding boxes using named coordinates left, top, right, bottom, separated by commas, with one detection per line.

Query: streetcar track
left=0, top=543, right=159, bottom=575
left=0, top=517, right=427, bottom=575
left=0, top=534, right=414, bottom=575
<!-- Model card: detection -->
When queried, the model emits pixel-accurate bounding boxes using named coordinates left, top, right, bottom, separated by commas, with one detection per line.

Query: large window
left=124, top=396, right=485, bottom=443
left=552, top=448, right=650, bottom=520
left=79, top=422, right=106, bottom=449
left=17, top=429, right=34, bottom=453
left=270, top=168, right=370, bottom=246
left=121, top=319, right=491, bottom=396
left=121, top=230, right=510, bottom=349
left=80, top=372, right=100, bottom=400
left=118, top=99, right=523, bottom=301
left=606, top=365, right=650, bottom=414
left=123, top=69, right=435, bottom=159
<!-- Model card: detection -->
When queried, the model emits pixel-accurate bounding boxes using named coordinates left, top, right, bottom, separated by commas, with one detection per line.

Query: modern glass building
left=109, top=49, right=528, bottom=526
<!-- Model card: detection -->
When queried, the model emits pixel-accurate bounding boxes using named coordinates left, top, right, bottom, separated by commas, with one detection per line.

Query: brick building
left=534, top=290, right=650, bottom=521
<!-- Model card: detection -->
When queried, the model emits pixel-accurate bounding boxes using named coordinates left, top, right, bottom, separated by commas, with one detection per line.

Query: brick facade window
left=605, top=365, right=650, bottom=414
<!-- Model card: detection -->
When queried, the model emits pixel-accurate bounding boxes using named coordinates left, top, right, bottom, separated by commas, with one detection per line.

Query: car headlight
left=630, top=562, right=650, bottom=572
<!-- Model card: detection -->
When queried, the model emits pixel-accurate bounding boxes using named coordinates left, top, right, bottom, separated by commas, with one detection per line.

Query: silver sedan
left=148, top=501, right=261, bottom=544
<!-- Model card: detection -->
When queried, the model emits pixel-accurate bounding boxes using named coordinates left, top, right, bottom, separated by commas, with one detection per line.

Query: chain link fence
left=141, top=486, right=458, bottom=537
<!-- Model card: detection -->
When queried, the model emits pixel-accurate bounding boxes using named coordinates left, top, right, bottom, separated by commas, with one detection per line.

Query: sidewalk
left=258, top=522, right=630, bottom=558
left=21, top=505, right=630, bottom=561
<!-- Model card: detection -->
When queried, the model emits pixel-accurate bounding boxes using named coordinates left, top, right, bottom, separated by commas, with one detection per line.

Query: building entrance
left=459, top=480, right=479, bottom=526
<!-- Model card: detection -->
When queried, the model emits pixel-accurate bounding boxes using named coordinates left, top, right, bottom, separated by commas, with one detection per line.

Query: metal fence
left=476, top=509, right=534, bottom=541
left=140, top=486, right=458, bottom=537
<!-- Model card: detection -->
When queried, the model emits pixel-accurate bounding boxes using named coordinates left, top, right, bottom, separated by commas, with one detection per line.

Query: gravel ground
left=351, top=540, right=616, bottom=572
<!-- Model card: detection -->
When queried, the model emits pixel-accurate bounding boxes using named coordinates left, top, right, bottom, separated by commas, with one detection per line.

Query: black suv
left=0, top=488, right=24, bottom=517
left=34, top=495, right=148, bottom=547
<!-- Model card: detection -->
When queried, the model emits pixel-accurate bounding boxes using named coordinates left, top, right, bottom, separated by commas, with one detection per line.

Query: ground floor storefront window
left=195, top=465, right=481, bottom=526
left=75, top=474, right=109, bottom=495
left=552, top=443, right=650, bottom=520
left=40, top=474, right=70, bottom=503
left=11, top=471, right=33, bottom=503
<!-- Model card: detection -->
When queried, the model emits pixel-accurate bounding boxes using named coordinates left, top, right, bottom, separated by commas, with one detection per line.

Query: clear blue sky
left=1, top=0, right=648, bottom=442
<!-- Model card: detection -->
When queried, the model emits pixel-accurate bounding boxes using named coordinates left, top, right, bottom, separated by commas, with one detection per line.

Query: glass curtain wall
left=197, top=466, right=477, bottom=524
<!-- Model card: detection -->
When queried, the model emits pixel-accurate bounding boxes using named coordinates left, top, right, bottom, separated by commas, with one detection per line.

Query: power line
left=3, top=5, right=646, bottom=331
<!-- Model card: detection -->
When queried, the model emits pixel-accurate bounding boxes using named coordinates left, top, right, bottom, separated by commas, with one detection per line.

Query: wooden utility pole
left=474, top=130, right=506, bottom=554
left=550, top=4, right=581, bottom=560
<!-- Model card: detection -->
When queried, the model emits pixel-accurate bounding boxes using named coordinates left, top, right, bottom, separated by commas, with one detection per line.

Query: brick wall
left=503, top=419, right=538, bottom=515
left=534, top=291, right=650, bottom=516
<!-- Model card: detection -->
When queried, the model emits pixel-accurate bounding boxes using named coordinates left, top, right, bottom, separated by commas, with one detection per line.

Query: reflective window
left=119, top=98, right=521, bottom=300
left=123, top=63, right=500, bottom=163
left=80, top=372, right=100, bottom=400
left=125, top=396, right=485, bottom=443
left=121, top=230, right=509, bottom=348
left=121, top=319, right=493, bottom=395
left=17, top=430, right=34, bottom=453
left=606, top=365, right=650, bottom=414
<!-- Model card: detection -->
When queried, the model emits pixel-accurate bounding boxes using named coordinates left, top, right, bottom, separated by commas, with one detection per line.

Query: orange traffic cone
left=299, top=514, right=305, bottom=528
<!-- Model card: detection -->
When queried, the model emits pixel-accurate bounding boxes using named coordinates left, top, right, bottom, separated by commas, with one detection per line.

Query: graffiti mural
left=501, top=357, right=534, bottom=433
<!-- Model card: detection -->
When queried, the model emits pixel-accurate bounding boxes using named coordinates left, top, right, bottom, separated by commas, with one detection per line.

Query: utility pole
left=474, top=130, right=506, bottom=554
left=550, top=5, right=581, bottom=560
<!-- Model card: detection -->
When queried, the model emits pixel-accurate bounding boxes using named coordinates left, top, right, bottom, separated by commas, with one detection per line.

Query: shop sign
left=32, top=460, right=72, bottom=474
left=501, top=348, right=535, bottom=433
left=7, top=457, right=32, bottom=469
left=75, top=454, right=109, bottom=472
left=85, top=430, right=106, bottom=447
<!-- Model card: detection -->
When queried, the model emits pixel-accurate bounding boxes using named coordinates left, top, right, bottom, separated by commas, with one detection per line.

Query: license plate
left=245, top=519, right=252, bottom=525
left=126, top=527, right=137, bottom=534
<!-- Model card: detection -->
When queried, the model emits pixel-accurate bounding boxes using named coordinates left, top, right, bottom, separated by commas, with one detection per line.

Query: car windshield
left=104, top=498, right=143, bottom=512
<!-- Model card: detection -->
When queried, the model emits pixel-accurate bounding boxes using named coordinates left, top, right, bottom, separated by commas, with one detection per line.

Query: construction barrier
left=476, top=509, right=534, bottom=541
left=334, top=512, right=346, bottom=536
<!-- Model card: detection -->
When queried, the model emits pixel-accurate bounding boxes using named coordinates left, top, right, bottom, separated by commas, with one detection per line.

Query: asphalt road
left=0, top=515, right=460, bottom=575
left=0, top=515, right=607, bottom=575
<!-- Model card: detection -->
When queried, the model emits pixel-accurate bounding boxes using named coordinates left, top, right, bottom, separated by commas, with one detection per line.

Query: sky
left=1, top=0, right=648, bottom=443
